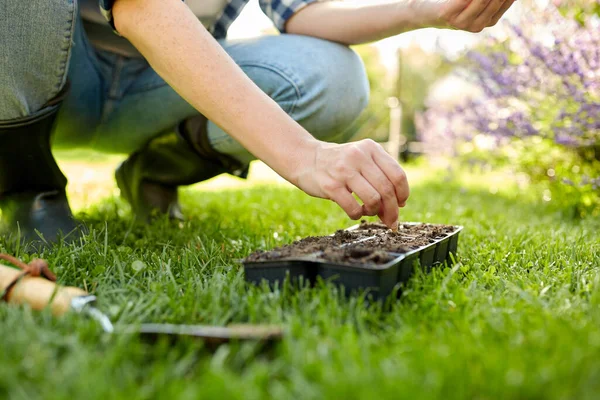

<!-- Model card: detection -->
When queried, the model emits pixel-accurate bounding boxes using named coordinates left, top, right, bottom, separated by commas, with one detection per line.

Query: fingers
left=450, top=0, right=514, bottom=32
left=371, top=147, right=410, bottom=208
left=315, top=139, right=410, bottom=229
left=359, top=159, right=400, bottom=228
left=358, top=140, right=409, bottom=228
left=454, top=0, right=493, bottom=30
left=490, top=0, right=515, bottom=25
left=330, top=187, right=363, bottom=220
left=347, top=175, right=382, bottom=217
left=474, top=0, right=507, bottom=27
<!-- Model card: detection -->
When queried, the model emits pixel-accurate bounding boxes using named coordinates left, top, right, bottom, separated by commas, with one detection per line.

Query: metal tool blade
left=70, top=295, right=115, bottom=333
left=122, top=323, right=284, bottom=345
left=70, top=296, right=283, bottom=346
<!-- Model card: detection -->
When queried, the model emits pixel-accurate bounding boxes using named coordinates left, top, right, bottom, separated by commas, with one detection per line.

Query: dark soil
left=243, top=229, right=370, bottom=262
left=313, top=247, right=397, bottom=265
left=244, top=221, right=457, bottom=266
left=354, top=222, right=456, bottom=251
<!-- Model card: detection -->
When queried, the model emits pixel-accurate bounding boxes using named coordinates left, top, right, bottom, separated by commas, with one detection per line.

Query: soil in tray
left=244, top=221, right=457, bottom=265
left=314, top=247, right=398, bottom=265
left=243, top=229, right=371, bottom=262
left=354, top=222, right=456, bottom=251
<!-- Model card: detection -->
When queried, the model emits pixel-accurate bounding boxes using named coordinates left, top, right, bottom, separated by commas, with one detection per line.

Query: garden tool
left=0, top=254, right=283, bottom=346
left=0, top=84, right=82, bottom=247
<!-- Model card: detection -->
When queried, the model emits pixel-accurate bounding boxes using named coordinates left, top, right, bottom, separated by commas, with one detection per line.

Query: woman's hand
left=293, top=139, right=410, bottom=230
left=411, top=0, right=516, bottom=33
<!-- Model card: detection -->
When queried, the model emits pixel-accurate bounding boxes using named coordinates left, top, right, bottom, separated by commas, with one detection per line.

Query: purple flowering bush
left=418, top=6, right=600, bottom=217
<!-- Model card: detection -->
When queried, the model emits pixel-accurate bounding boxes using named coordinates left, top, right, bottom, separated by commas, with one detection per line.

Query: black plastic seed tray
left=243, top=223, right=463, bottom=299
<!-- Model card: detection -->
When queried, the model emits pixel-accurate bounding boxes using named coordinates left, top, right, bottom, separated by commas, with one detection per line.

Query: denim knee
left=0, top=0, right=76, bottom=120
left=288, top=38, right=370, bottom=141
left=322, top=47, right=370, bottom=136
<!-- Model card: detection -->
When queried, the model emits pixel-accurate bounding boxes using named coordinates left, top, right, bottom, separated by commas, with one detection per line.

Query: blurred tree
left=343, top=45, right=393, bottom=143
left=347, top=44, right=452, bottom=149
left=395, top=44, right=453, bottom=141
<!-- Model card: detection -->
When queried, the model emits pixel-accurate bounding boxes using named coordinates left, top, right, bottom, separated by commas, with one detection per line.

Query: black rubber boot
left=115, top=115, right=249, bottom=222
left=0, top=100, right=81, bottom=247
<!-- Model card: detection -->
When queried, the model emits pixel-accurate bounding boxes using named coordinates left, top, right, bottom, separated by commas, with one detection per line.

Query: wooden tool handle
left=0, top=264, right=88, bottom=316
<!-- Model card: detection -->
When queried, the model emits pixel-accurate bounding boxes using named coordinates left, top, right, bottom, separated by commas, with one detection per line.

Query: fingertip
left=380, top=218, right=398, bottom=231
left=349, top=209, right=363, bottom=220
left=378, top=212, right=397, bottom=231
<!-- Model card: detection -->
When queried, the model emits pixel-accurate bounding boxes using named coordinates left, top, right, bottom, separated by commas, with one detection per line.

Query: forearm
left=112, top=0, right=318, bottom=185
left=286, top=0, right=425, bottom=45
left=287, top=0, right=514, bottom=45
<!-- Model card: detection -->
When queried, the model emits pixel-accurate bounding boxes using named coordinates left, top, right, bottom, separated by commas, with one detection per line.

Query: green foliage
left=458, top=138, right=600, bottom=218
left=344, top=45, right=452, bottom=142
left=1, top=167, right=600, bottom=399
left=554, top=0, right=600, bottom=26
left=345, top=45, right=392, bottom=142
left=419, top=5, right=600, bottom=217
left=348, top=45, right=452, bottom=144
left=396, top=46, right=452, bottom=140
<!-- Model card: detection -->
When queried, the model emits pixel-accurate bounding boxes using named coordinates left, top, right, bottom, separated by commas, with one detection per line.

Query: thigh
left=90, top=34, right=369, bottom=155
left=219, top=34, right=369, bottom=135
left=53, top=15, right=106, bottom=149
left=88, top=66, right=196, bottom=154
left=208, top=34, right=369, bottom=157
left=0, top=0, right=77, bottom=120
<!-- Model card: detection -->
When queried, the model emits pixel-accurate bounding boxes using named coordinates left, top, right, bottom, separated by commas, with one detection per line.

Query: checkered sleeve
left=259, top=0, right=329, bottom=33
left=98, top=0, right=118, bottom=30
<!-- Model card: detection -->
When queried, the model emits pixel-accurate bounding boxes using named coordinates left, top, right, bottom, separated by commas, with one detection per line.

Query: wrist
left=283, top=137, right=322, bottom=188
left=406, top=0, right=446, bottom=29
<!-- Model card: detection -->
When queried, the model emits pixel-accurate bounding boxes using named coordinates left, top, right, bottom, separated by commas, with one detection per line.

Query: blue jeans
left=0, top=1, right=369, bottom=166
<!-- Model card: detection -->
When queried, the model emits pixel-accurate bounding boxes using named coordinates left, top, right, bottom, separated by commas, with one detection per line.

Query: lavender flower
left=417, top=5, right=600, bottom=210
left=419, top=6, right=600, bottom=153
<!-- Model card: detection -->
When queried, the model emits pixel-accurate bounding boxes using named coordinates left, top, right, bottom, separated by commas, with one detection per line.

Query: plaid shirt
left=99, top=0, right=322, bottom=38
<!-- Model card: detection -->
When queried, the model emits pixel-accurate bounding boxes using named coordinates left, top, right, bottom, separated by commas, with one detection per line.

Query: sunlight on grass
left=57, top=150, right=516, bottom=215
left=1, top=151, right=599, bottom=400
left=56, top=150, right=290, bottom=212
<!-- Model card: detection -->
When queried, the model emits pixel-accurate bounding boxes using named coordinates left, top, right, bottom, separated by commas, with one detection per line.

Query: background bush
left=418, top=4, right=600, bottom=218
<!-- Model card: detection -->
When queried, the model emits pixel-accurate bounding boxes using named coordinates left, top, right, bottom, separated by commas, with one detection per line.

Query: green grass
left=1, top=165, right=599, bottom=400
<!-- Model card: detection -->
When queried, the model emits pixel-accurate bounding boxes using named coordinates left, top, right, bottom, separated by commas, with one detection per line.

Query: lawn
left=1, top=158, right=599, bottom=400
